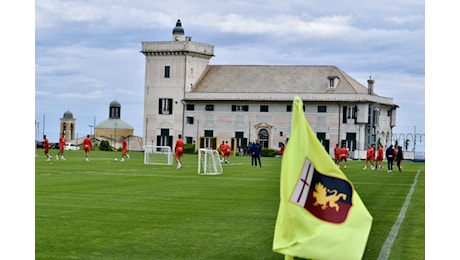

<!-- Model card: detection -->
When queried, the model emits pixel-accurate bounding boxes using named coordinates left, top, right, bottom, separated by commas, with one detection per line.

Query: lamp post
left=89, top=125, right=93, bottom=139
left=35, top=120, right=40, bottom=141
left=114, top=122, right=117, bottom=152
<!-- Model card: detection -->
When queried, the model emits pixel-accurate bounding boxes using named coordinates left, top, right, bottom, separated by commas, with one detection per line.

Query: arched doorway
left=258, top=129, right=269, bottom=148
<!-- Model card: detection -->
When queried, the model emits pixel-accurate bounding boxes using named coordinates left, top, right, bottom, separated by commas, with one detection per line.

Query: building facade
left=141, top=19, right=398, bottom=158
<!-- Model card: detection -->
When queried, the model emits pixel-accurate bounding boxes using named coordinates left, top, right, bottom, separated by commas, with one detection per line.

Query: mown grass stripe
left=377, top=169, right=421, bottom=260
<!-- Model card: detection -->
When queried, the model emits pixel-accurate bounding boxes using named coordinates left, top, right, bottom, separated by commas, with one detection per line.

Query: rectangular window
left=317, top=105, right=327, bottom=113
left=186, top=117, right=194, bottom=124
left=159, top=98, right=173, bottom=115
left=260, top=105, right=269, bottom=112
left=200, top=136, right=217, bottom=149
left=235, top=132, right=247, bottom=151
left=205, top=104, right=214, bottom=111
left=156, top=128, right=172, bottom=147
left=342, top=133, right=357, bottom=151
left=372, top=108, right=380, bottom=126
left=185, top=136, right=193, bottom=144
left=186, top=104, right=195, bottom=111
left=342, top=106, right=356, bottom=123
left=327, top=76, right=338, bottom=89
left=160, top=128, right=169, bottom=136
left=231, top=105, right=248, bottom=111
left=164, top=66, right=170, bottom=78
left=317, top=132, right=326, bottom=140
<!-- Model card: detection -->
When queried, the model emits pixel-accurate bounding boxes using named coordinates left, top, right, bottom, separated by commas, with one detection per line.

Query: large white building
left=141, top=19, right=398, bottom=158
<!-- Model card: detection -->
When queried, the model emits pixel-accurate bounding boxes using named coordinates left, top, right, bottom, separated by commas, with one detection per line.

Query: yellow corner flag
left=273, top=97, right=373, bottom=260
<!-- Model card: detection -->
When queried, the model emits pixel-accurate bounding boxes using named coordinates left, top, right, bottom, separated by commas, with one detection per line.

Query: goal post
left=144, top=145, right=173, bottom=165
left=198, top=148, right=223, bottom=175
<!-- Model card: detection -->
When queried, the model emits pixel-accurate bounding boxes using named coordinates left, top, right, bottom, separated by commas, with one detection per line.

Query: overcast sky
left=33, top=0, right=425, bottom=151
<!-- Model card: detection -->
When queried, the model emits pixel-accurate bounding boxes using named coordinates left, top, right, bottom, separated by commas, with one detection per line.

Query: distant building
left=140, top=19, right=398, bottom=158
left=95, top=100, right=134, bottom=148
left=59, top=110, right=76, bottom=141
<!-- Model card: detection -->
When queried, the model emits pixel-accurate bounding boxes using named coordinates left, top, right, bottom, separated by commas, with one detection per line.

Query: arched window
left=258, top=129, right=269, bottom=148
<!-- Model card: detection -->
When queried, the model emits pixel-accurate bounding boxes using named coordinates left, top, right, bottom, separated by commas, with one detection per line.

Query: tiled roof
left=185, top=65, right=396, bottom=106
left=191, top=65, right=367, bottom=94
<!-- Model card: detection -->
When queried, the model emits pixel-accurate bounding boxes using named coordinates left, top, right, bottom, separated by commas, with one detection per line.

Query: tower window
left=164, top=66, right=170, bottom=78
left=159, top=98, right=173, bottom=115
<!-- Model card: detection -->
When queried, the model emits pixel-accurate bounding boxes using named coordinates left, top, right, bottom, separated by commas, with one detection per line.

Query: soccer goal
left=144, top=145, right=173, bottom=165
left=198, top=148, right=223, bottom=175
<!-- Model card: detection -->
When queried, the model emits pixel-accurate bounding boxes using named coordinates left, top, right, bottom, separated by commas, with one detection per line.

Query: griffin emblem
left=313, top=182, right=347, bottom=212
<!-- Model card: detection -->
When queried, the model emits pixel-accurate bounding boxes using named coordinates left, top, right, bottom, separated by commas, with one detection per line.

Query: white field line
left=377, top=169, right=421, bottom=260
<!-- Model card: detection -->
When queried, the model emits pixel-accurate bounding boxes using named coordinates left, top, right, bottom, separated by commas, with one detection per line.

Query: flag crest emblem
left=290, top=159, right=353, bottom=224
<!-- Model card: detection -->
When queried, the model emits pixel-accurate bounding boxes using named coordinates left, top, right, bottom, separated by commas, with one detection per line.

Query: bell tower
left=60, top=110, right=76, bottom=141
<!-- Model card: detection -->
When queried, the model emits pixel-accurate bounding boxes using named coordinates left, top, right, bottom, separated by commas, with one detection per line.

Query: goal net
left=198, top=148, right=223, bottom=175
left=144, top=145, right=173, bottom=165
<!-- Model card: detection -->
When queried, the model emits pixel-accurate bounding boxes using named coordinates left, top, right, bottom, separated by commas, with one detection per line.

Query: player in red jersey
left=363, top=144, right=375, bottom=170
left=219, top=141, right=226, bottom=162
left=175, top=134, right=185, bottom=169
left=376, top=143, right=384, bottom=169
left=83, top=135, right=93, bottom=162
left=334, top=143, right=341, bottom=167
left=43, top=135, right=52, bottom=161
left=56, top=133, right=66, bottom=160
left=280, top=143, right=285, bottom=156
left=223, top=140, right=231, bottom=164
left=121, top=136, right=130, bottom=162
left=338, top=144, right=349, bottom=169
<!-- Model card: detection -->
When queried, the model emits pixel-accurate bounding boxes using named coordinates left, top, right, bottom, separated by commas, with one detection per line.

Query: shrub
left=261, top=148, right=281, bottom=157
left=184, top=143, right=195, bottom=154
left=99, top=140, right=112, bottom=151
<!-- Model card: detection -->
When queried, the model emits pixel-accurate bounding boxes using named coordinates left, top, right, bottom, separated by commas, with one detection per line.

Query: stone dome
left=96, top=118, right=133, bottom=130
left=63, top=110, right=74, bottom=119
left=110, top=100, right=121, bottom=108
left=172, top=19, right=184, bottom=34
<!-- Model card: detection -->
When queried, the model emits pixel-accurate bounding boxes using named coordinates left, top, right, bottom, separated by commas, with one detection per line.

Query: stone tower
left=140, top=19, right=214, bottom=147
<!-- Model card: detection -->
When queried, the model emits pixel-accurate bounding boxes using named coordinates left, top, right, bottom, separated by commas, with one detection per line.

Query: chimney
left=367, top=76, right=375, bottom=95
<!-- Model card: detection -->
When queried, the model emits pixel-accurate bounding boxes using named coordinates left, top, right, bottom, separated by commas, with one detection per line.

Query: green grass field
left=35, top=149, right=424, bottom=259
